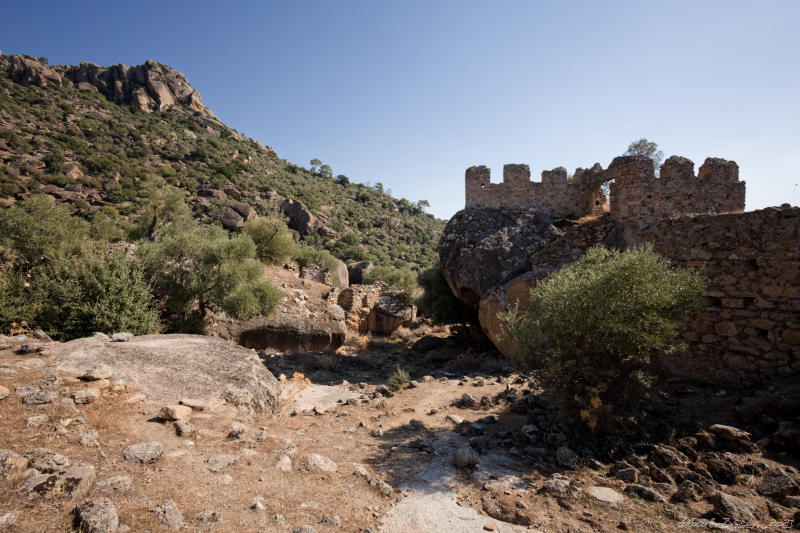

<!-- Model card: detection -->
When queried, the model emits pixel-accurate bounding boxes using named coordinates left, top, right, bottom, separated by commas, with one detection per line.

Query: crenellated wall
left=465, top=155, right=746, bottom=223
left=465, top=164, right=607, bottom=218
left=608, top=155, right=746, bottom=224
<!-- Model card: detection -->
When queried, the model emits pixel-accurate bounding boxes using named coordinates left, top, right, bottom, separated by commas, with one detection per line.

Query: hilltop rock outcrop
left=4, top=54, right=211, bottom=116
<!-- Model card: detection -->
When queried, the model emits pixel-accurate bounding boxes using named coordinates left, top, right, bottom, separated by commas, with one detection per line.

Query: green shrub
left=138, top=222, right=282, bottom=330
left=387, top=366, right=410, bottom=391
left=293, top=244, right=341, bottom=286
left=416, top=263, right=475, bottom=325
left=501, top=245, right=706, bottom=443
left=364, top=266, right=416, bottom=305
left=243, top=216, right=296, bottom=264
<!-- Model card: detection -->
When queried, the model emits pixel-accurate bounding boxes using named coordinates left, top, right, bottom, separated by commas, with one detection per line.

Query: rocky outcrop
left=3, top=54, right=211, bottom=116
left=348, top=261, right=372, bottom=285
left=43, top=334, right=279, bottom=413
left=207, top=294, right=347, bottom=353
left=438, top=208, right=561, bottom=306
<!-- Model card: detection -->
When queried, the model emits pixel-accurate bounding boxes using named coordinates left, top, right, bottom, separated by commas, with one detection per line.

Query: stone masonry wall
left=608, top=155, right=746, bottom=224
left=465, top=164, right=606, bottom=218
left=465, top=155, right=745, bottom=222
left=523, top=206, right=800, bottom=381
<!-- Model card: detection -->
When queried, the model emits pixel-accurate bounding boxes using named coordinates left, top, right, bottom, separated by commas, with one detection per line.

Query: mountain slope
left=0, top=54, right=443, bottom=268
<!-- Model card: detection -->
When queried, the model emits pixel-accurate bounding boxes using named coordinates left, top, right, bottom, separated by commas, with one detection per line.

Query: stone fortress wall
left=465, top=154, right=746, bottom=223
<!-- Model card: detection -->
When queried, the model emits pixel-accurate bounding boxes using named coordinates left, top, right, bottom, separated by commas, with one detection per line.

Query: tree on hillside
left=319, top=164, right=333, bottom=179
left=309, top=158, right=322, bottom=173
left=625, top=138, right=664, bottom=169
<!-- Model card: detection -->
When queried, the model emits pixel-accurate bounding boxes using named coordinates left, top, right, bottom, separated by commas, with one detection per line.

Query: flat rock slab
left=380, top=431, right=534, bottom=533
left=589, top=486, right=625, bottom=505
left=293, top=384, right=359, bottom=414
left=46, top=334, right=279, bottom=413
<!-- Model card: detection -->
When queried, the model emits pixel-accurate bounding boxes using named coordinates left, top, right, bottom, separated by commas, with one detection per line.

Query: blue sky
left=2, top=0, right=798, bottom=219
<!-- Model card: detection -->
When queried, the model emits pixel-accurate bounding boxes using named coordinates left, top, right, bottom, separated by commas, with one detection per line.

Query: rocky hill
left=0, top=54, right=443, bottom=268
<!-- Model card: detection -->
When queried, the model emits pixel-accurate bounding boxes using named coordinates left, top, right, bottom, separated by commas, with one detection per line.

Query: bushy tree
left=138, top=222, right=283, bottom=330
left=364, top=265, right=416, bottom=305
left=293, top=244, right=341, bottom=286
left=625, top=138, right=664, bottom=169
left=501, top=245, right=705, bottom=442
left=416, top=263, right=474, bottom=325
left=243, top=216, right=296, bottom=264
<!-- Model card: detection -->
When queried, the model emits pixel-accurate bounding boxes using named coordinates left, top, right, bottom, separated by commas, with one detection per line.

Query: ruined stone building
left=465, top=154, right=746, bottom=223
left=448, top=154, right=800, bottom=381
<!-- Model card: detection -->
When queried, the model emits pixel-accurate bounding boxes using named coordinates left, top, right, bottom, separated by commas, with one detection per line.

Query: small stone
left=353, top=464, right=369, bottom=478
left=22, top=389, right=57, bottom=404
left=588, top=486, right=624, bottom=505
left=709, top=491, right=764, bottom=521
left=0, top=385, right=8, bottom=401
left=307, top=453, right=337, bottom=472
left=26, top=414, right=48, bottom=428
left=709, top=424, right=751, bottom=441
left=616, top=467, right=639, bottom=483
left=252, top=497, right=268, bottom=512
left=556, top=446, right=579, bottom=468
left=369, top=477, right=394, bottom=497
left=446, top=414, right=464, bottom=425
left=207, top=454, right=238, bottom=472
left=320, top=515, right=342, bottom=528
left=293, top=526, right=318, bottom=533
left=174, top=420, right=196, bottom=438
left=159, top=405, right=192, bottom=421
left=370, top=428, right=384, bottom=438
left=624, top=484, right=666, bottom=504
left=122, top=442, right=163, bottom=464
left=125, top=393, right=146, bottom=404
left=74, top=497, right=119, bottom=533
left=229, top=421, right=248, bottom=438
left=25, top=448, right=71, bottom=472
left=72, top=388, right=100, bottom=405
left=96, top=475, right=133, bottom=493
left=453, top=446, right=479, bottom=469
left=484, top=524, right=495, bottom=531
left=82, top=364, right=113, bottom=381
left=78, top=430, right=99, bottom=447
left=460, top=393, right=477, bottom=407
left=276, top=455, right=292, bottom=472
left=110, top=332, right=133, bottom=342
left=542, top=473, right=572, bottom=498
left=150, top=499, right=184, bottom=530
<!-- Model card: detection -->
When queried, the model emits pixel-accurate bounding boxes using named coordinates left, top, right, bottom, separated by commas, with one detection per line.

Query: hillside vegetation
left=0, top=54, right=443, bottom=269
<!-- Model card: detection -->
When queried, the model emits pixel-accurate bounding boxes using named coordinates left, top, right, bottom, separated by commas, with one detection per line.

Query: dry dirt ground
left=1, top=332, right=799, bottom=532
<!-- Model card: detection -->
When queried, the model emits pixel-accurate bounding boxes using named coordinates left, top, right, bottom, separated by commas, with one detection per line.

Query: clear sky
left=2, top=0, right=798, bottom=219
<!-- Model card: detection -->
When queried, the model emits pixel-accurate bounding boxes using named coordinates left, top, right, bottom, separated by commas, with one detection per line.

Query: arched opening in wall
left=603, top=179, right=614, bottom=204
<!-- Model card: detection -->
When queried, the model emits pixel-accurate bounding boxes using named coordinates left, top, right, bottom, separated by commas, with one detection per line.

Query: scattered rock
left=0, top=385, right=8, bottom=401
left=709, top=491, right=764, bottom=522
left=460, top=393, right=477, bottom=407
left=672, top=480, right=703, bottom=502
left=96, top=475, right=133, bottom=493
left=320, top=515, right=342, bottom=528
left=556, top=446, right=579, bottom=469
left=174, top=420, right=196, bottom=438
left=446, top=414, right=464, bottom=425
left=293, top=526, right=318, bottom=533
left=25, top=448, right=71, bottom=472
left=207, top=454, right=238, bottom=472
left=307, top=453, right=337, bottom=473
left=709, top=424, right=751, bottom=441
left=26, top=414, right=48, bottom=428
left=0, top=449, right=28, bottom=477
left=624, top=484, right=666, bottom=504
left=150, top=499, right=184, bottom=530
left=82, top=364, right=113, bottom=381
left=74, top=497, right=119, bottom=533
left=369, top=477, right=394, bottom=497
left=122, top=442, right=163, bottom=464
left=276, top=455, right=292, bottom=472
left=158, top=404, right=192, bottom=421
left=179, top=398, right=223, bottom=412
left=588, top=486, right=624, bottom=505
left=229, top=421, right=248, bottom=438
left=110, top=333, right=133, bottom=342
left=72, top=388, right=100, bottom=405
left=453, top=446, right=480, bottom=469
left=78, top=430, right=99, bottom=447
left=542, top=474, right=573, bottom=498
left=758, top=469, right=800, bottom=501
left=22, top=389, right=58, bottom=404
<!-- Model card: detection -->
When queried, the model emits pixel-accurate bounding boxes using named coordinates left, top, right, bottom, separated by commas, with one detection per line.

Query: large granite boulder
left=44, top=335, right=279, bottom=413
left=438, top=208, right=561, bottom=306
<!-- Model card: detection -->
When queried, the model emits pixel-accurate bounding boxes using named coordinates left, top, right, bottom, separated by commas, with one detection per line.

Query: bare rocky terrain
left=1, top=329, right=799, bottom=532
